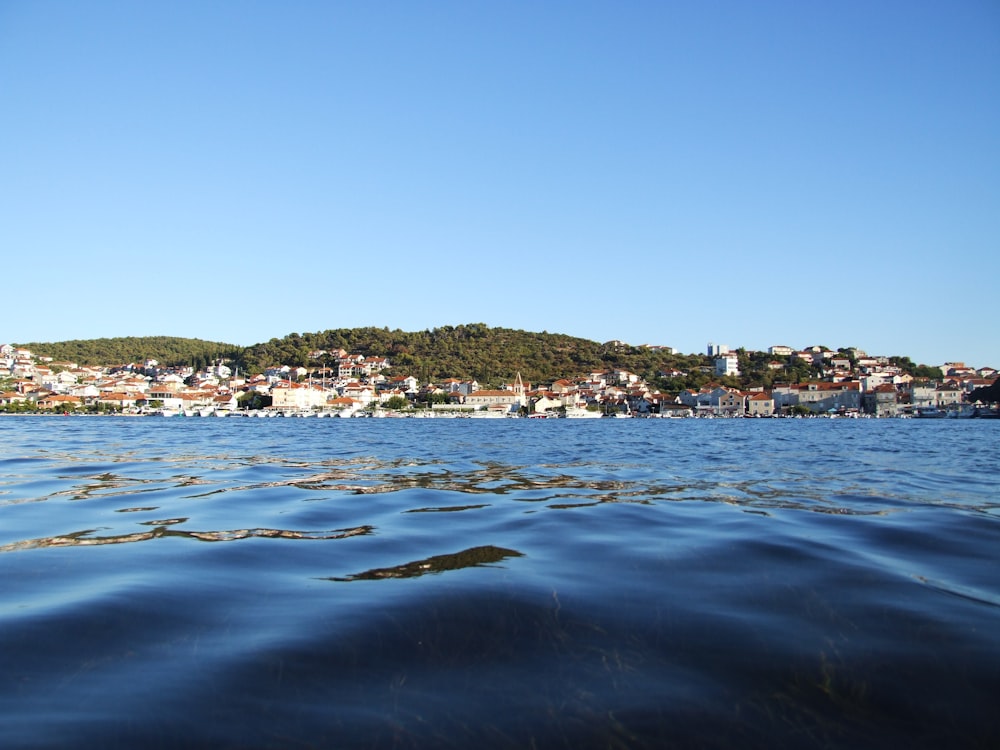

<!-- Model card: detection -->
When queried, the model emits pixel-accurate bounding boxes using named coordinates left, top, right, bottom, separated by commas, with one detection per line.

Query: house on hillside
left=328, top=396, right=360, bottom=413
left=935, top=383, right=963, bottom=408
left=40, top=370, right=78, bottom=393
left=37, top=394, right=81, bottom=410
left=271, top=382, right=329, bottom=410
left=550, top=379, right=576, bottom=395
left=864, top=384, right=899, bottom=417
left=96, top=392, right=141, bottom=411
left=341, top=382, right=375, bottom=405
left=747, top=392, right=774, bottom=417
left=212, top=392, right=240, bottom=412
left=531, top=394, right=561, bottom=414
left=715, top=353, right=740, bottom=378
left=460, top=390, right=520, bottom=410
left=0, top=391, right=28, bottom=406
left=388, top=375, right=419, bottom=393
left=716, top=389, right=744, bottom=416
left=771, top=382, right=861, bottom=413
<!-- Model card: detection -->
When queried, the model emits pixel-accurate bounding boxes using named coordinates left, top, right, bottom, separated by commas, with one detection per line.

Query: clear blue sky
left=2, top=1, right=998, bottom=366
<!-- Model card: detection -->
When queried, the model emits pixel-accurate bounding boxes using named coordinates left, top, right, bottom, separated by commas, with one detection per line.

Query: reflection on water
left=326, top=545, right=524, bottom=581
left=0, top=524, right=374, bottom=551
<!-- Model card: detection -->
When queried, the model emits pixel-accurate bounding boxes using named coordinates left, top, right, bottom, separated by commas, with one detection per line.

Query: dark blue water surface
left=1, top=416, right=998, bottom=749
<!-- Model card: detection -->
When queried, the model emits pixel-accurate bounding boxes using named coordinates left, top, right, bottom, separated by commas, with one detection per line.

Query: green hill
left=238, top=324, right=710, bottom=387
left=21, top=325, right=858, bottom=391
left=19, top=326, right=701, bottom=385
left=20, top=336, right=241, bottom=370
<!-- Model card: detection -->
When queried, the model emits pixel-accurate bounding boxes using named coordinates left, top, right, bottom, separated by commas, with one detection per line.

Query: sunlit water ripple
left=1, top=416, right=998, bottom=749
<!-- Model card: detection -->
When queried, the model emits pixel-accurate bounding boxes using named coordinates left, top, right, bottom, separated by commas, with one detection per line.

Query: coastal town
left=1, top=341, right=997, bottom=419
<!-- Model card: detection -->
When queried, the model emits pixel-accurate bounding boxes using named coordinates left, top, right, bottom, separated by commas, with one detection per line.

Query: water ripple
left=1, top=524, right=374, bottom=551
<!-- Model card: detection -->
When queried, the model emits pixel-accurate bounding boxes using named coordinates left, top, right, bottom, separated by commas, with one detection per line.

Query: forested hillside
left=22, top=336, right=241, bottom=370
left=238, top=324, right=712, bottom=388
left=21, top=325, right=941, bottom=393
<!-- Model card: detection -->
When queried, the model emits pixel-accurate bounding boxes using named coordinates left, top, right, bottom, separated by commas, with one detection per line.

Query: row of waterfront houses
left=675, top=380, right=973, bottom=418
left=1, top=343, right=996, bottom=417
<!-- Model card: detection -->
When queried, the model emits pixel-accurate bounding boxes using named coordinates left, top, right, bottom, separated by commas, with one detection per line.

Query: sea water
left=1, top=416, right=998, bottom=749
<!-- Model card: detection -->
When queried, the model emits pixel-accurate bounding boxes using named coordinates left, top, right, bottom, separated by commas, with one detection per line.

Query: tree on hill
left=889, top=355, right=943, bottom=379
left=383, top=395, right=409, bottom=410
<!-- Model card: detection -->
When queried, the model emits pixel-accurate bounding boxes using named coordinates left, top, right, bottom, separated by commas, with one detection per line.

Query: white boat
left=565, top=406, right=602, bottom=419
